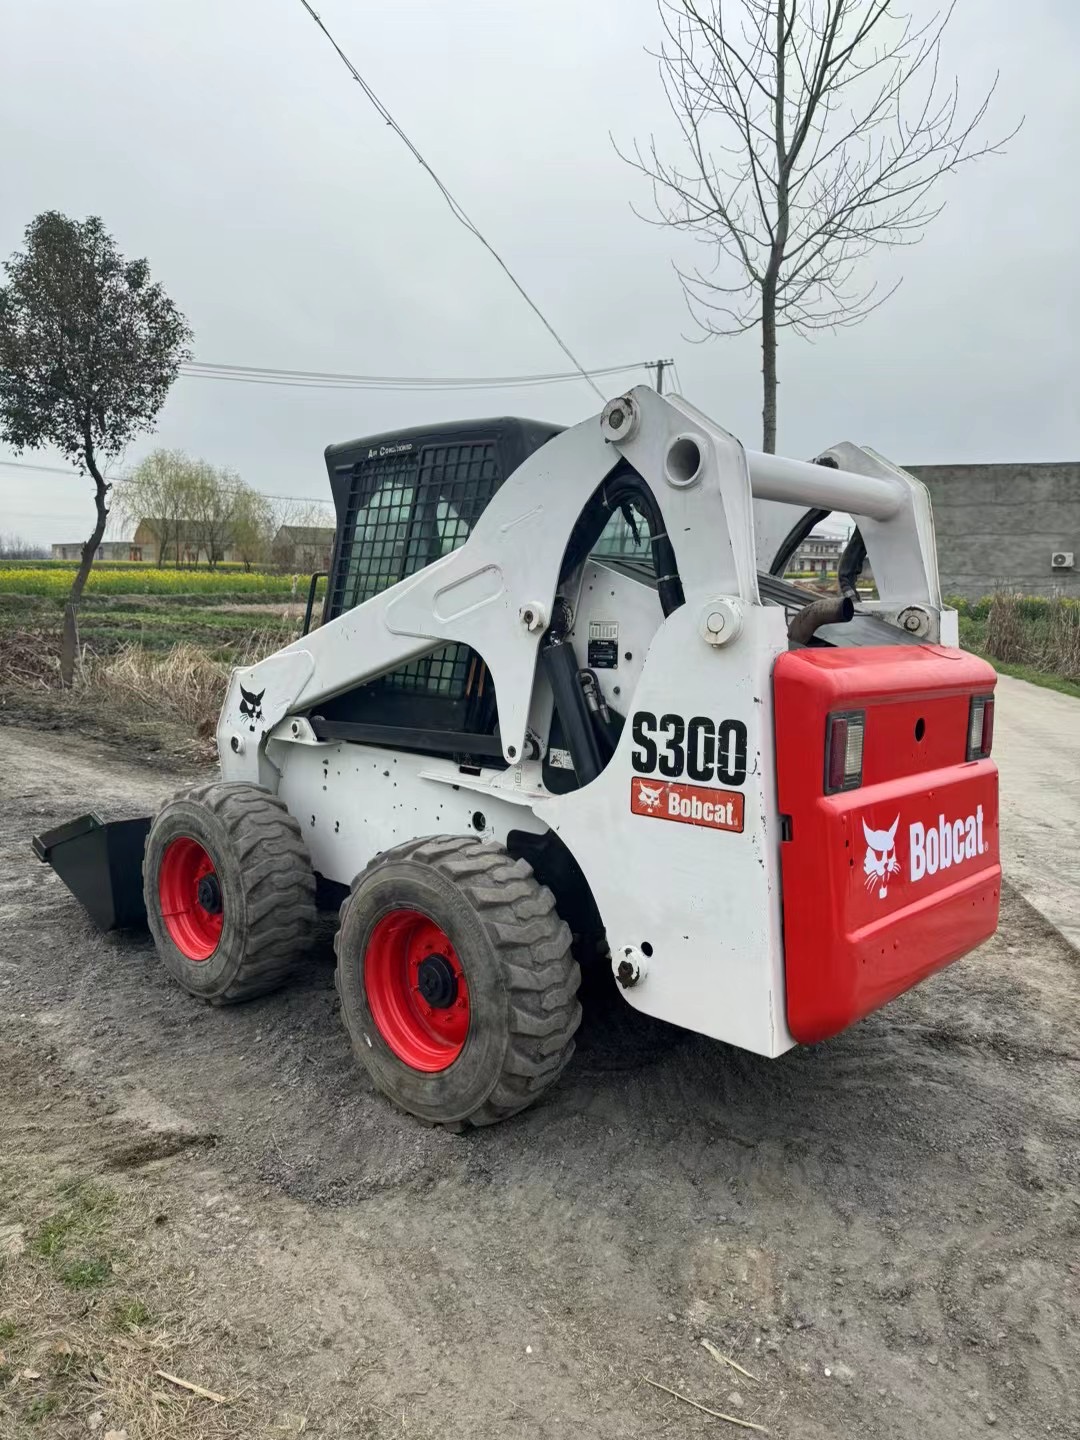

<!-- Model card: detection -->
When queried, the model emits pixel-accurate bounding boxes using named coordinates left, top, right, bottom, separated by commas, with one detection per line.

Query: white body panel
left=219, top=388, right=950, bottom=1055
left=271, top=740, right=549, bottom=883
left=537, top=601, right=791, bottom=1055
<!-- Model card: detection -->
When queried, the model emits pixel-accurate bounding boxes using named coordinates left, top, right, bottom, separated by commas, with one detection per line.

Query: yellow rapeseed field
left=0, top=566, right=300, bottom=597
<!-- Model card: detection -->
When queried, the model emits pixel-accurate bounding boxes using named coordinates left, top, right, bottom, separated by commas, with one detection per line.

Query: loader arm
left=217, top=417, right=619, bottom=785
left=218, top=387, right=944, bottom=788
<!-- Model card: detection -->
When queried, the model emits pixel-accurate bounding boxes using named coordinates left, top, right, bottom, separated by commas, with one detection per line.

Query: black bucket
left=32, top=813, right=152, bottom=931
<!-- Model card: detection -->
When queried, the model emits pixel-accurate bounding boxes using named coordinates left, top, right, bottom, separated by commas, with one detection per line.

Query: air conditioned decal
left=366, top=441, right=414, bottom=458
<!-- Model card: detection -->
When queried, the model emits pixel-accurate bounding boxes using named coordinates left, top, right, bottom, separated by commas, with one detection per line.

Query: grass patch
left=112, top=1297, right=153, bottom=1331
left=55, top=1176, right=116, bottom=1212
left=30, top=1181, right=117, bottom=1286
left=983, top=657, right=1080, bottom=701
left=59, top=1254, right=114, bottom=1289
left=0, top=601, right=303, bottom=678
left=24, top=1392, right=61, bottom=1423
left=30, top=1213, right=77, bottom=1260
left=0, top=1316, right=19, bottom=1339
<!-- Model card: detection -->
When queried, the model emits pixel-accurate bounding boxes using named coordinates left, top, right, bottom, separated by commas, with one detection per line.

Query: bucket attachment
left=32, top=812, right=152, bottom=931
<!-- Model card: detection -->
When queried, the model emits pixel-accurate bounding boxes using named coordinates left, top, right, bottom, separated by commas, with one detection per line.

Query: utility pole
left=650, top=358, right=675, bottom=394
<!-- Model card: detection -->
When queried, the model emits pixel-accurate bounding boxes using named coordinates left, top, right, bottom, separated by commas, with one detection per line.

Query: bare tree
left=621, top=1, right=1018, bottom=450
left=0, top=533, right=48, bottom=560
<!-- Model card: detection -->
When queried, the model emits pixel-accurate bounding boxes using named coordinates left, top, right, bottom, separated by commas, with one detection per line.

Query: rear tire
left=335, top=836, right=581, bottom=1128
left=144, top=781, right=316, bottom=1004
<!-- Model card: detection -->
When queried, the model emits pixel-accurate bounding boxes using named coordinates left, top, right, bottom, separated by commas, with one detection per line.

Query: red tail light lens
left=967, top=695, right=995, bottom=760
left=825, top=711, right=865, bottom=793
left=981, top=697, right=995, bottom=755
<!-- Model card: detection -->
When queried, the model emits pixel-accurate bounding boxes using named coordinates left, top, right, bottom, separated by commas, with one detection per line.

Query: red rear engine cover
left=774, top=646, right=1001, bottom=1044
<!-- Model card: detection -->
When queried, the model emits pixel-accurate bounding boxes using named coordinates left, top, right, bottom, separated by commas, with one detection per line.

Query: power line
left=0, top=460, right=124, bottom=479
left=180, top=359, right=653, bottom=392
left=296, top=0, right=606, bottom=404
left=0, top=460, right=80, bottom=477
left=191, top=487, right=333, bottom=507
left=0, top=459, right=334, bottom=509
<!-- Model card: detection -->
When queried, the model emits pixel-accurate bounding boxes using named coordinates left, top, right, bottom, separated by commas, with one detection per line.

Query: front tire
left=144, top=782, right=316, bottom=1004
left=335, top=836, right=581, bottom=1128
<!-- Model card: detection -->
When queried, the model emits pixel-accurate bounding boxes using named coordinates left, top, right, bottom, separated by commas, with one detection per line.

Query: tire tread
left=146, top=781, right=316, bottom=1004
left=336, top=835, right=580, bottom=1129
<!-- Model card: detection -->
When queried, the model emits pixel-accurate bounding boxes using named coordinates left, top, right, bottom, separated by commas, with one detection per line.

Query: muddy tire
left=144, top=781, right=316, bottom=1004
left=335, top=836, right=581, bottom=1129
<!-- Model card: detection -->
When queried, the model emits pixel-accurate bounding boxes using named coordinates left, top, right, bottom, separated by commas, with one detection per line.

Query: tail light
left=825, top=711, right=865, bottom=793
left=967, top=695, right=995, bottom=760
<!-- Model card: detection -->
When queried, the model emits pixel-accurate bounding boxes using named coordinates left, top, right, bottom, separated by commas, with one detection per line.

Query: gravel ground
left=2, top=723, right=1078, bottom=1438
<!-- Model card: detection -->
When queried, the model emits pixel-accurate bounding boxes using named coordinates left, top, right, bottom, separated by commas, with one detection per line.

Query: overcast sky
left=1, top=0, right=1076, bottom=546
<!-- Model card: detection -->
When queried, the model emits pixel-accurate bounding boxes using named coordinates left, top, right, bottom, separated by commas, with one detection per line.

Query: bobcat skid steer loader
left=36, top=387, right=1000, bottom=1128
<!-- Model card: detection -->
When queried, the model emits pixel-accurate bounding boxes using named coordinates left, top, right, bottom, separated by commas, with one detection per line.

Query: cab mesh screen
left=328, top=439, right=501, bottom=698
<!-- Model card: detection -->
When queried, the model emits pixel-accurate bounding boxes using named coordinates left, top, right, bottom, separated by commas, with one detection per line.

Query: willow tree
left=623, top=1, right=1017, bottom=450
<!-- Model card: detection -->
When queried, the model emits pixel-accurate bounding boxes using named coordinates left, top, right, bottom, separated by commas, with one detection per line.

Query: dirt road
left=2, top=725, right=1078, bottom=1438
left=994, top=674, right=1080, bottom=950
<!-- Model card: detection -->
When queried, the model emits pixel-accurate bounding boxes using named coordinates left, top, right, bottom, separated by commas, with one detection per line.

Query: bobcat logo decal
left=863, top=816, right=901, bottom=900
left=635, top=782, right=664, bottom=811
left=238, top=684, right=265, bottom=732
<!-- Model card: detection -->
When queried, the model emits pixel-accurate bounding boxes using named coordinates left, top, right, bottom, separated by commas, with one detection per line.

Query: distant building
left=272, top=525, right=336, bottom=572
left=789, top=533, right=844, bottom=575
left=51, top=539, right=145, bottom=562
left=908, top=462, right=1080, bottom=599
left=131, top=520, right=241, bottom=566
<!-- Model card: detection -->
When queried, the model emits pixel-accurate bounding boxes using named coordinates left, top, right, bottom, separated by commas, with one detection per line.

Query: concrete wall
left=906, top=462, right=1080, bottom=600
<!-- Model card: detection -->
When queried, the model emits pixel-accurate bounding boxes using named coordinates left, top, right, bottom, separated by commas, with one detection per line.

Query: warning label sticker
left=629, top=777, right=744, bottom=833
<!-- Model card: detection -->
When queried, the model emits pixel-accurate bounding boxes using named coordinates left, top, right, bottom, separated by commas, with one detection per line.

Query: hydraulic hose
left=600, top=473, right=684, bottom=617
left=838, top=528, right=867, bottom=602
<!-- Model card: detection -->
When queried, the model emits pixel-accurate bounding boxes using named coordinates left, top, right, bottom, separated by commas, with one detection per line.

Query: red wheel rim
left=158, top=836, right=224, bottom=961
left=364, top=910, right=470, bottom=1072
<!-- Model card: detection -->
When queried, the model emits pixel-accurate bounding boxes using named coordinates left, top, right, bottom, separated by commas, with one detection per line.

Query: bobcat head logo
left=863, top=816, right=901, bottom=900
left=636, top=782, right=664, bottom=811
left=239, top=684, right=265, bottom=733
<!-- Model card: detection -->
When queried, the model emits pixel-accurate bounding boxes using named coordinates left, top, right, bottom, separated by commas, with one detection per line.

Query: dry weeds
left=0, top=624, right=298, bottom=736
left=985, top=592, right=1080, bottom=680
